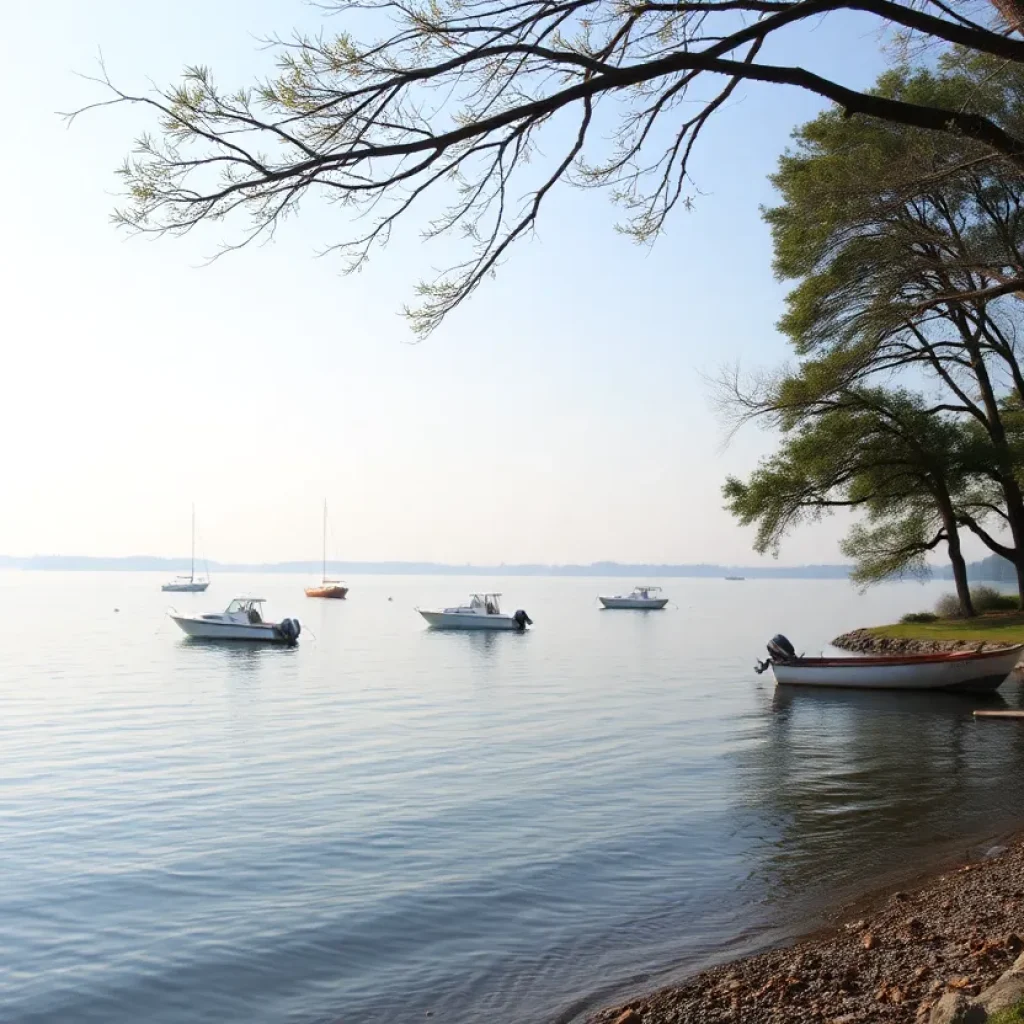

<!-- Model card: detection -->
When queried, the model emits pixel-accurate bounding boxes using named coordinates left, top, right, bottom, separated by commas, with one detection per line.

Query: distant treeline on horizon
left=2, top=554, right=1015, bottom=580
left=939, top=553, right=1019, bottom=584
left=1, top=555, right=855, bottom=578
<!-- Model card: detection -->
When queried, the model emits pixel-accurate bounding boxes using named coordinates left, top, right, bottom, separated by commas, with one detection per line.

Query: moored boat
left=162, top=504, right=210, bottom=592
left=170, top=598, right=301, bottom=644
left=305, top=583, right=349, bottom=599
left=599, top=586, right=669, bottom=610
left=755, top=634, right=1023, bottom=692
left=418, top=593, right=532, bottom=631
left=163, top=578, right=210, bottom=593
left=305, top=500, right=348, bottom=599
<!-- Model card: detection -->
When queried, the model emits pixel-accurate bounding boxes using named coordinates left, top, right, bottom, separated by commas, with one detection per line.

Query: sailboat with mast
left=162, top=505, right=210, bottom=593
left=305, top=500, right=349, bottom=599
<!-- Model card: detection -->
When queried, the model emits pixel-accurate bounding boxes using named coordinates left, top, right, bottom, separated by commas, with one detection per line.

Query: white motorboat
left=418, top=593, right=532, bottom=631
left=599, top=586, right=669, bottom=610
left=755, top=633, right=1023, bottom=692
left=162, top=504, right=210, bottom=593
left=169, top=598, right=301, bottom=644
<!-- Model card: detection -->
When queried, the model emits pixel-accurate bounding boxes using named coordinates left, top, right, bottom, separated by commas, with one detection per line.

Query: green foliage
left=843, top=510, right=938, bottom=586
left=988, top=998, right=1024, bottom=1024
left=932, top=587, right=1019, bottom=618
left=970, top=585, right=1020, bottom=612
left=935, top=593, right=965, bottom=618
left=900, top=611, right=938, bottom=623
left=766, top=52, right=1024, bottom=361
left=724, top=384, right=976, bottom=596
left=724, top=51, right=1024, bottom=607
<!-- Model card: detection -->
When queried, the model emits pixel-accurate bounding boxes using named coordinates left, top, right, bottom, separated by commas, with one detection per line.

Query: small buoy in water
left=388, top=596, right=393, bottom=602
left=114, top=608, right=120, bottom=613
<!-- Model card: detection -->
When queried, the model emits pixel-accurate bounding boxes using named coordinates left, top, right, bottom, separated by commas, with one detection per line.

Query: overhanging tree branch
left=69, top=0, right=1024, bottom=332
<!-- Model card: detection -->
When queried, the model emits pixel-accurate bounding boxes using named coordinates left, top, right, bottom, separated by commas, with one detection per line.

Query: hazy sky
left=2, top=0, right=970, bottom=566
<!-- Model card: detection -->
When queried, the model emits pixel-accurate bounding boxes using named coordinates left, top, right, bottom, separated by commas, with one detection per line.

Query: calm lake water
left=4, top=572, right=1024, bottom=1024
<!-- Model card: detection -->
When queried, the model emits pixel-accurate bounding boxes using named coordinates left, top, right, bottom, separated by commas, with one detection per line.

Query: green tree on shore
left=724, top=387, right=981, bottom=615
left=749, top=54, right=1024, bottom=600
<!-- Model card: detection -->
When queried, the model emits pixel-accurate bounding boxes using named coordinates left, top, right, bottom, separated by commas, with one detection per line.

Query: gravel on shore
left=831, top=629, right=1017, bottom=656
left=586, top=838, right=1024, bottom=1024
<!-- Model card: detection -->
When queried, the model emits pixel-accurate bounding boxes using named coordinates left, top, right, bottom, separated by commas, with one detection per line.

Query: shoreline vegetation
left=834, top=588, right=1024, bottom=655
left=834, top=614, right=1024, bottom=655
left=587, top=837, right=1024, bottom=1024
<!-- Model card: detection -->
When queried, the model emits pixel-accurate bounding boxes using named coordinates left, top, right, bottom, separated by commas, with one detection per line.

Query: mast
left=322, top=499, right=327, bottom=583
left=191, top=504, right=196, bottom=583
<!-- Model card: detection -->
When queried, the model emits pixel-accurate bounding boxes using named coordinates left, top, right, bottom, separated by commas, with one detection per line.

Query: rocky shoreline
left=831, top=629, right=1016, bottom=656
left=586, top=838, right=1024, bottom=1024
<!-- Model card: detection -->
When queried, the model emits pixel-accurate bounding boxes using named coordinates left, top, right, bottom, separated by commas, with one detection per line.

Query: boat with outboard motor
left=418, top=593, right=532, bottom=631
left=169, top=598, right=301, bottom=644
left=598, top=586, right=669, bottom=610
left=755, top=633, right=1023, bottom=692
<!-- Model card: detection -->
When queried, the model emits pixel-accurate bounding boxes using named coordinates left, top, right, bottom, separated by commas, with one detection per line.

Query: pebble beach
left=588, top=837, right=1024, bottom=1024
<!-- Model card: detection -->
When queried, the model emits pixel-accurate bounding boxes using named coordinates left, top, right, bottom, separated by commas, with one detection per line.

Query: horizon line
left=0, top=554, right=949, bottom=578
left=0, top=553, right=855, bottom=572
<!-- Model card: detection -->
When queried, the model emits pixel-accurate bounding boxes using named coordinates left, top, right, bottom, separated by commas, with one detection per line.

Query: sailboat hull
left=162, top=505, right=209, bottom=593
left=305, top=585, right=348, bottom=599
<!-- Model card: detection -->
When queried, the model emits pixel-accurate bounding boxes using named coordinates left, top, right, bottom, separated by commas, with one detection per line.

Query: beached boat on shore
left=755, top=634, right=1023, bottom=692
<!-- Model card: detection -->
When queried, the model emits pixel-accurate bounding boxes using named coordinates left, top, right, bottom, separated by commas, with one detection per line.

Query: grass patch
left=870, top=612, right=1024, bottom=643
left=989, top=999, right=1024, bottom=1024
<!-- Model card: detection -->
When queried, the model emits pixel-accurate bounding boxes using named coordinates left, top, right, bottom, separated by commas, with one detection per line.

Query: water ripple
left=3, top=573, right=1024, bottom=1024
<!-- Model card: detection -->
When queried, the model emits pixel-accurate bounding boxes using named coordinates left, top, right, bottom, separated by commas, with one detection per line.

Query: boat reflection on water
left=422, top=622, right=532, bottom=662
left=177, top=637, right=299, bottom=677
left=732, top=683, right=1024, bottom=925
left=769, top=684, right=1009, bottom=717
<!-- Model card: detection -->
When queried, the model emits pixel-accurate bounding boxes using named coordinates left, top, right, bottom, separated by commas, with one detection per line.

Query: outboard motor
left=755, top=633, right=796, bottom=674
left=513, top=609, right=532, bottom=631
left=277, top=618, right=301, bottom=645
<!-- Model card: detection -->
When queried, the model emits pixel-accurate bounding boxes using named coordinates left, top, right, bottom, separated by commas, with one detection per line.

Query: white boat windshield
left=469, top=593, right=502, bottom=614
left=226, top=598, right=265, bottom=614
left=631, top=586, right=662, bottom=598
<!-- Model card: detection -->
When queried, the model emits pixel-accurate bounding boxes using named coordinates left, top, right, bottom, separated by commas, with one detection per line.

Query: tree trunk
left=947, top=525, right=975, bottom=618
left=937, top=490, right=975, bottom=617
left=957, top=323, right=1024, bottom=605
left=1000, top=477, right=1024, bottom=605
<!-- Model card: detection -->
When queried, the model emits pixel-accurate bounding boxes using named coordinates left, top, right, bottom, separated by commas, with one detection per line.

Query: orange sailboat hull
left=305, top=584, right=348, bottom=599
